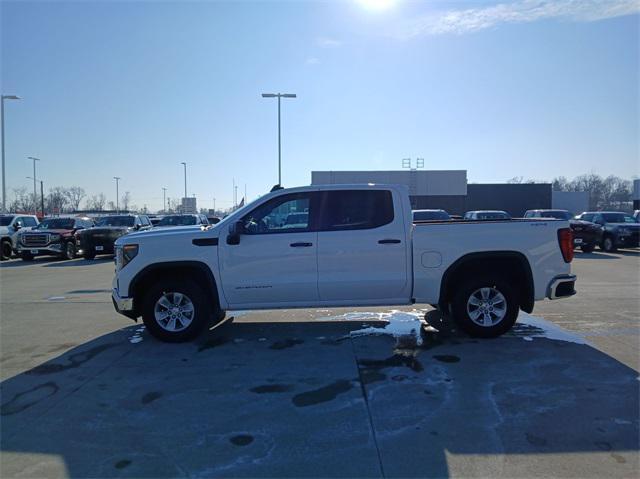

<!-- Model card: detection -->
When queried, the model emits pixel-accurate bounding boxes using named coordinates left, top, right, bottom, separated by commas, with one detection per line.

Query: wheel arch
left=129, top=261, right=221, bottom=317
left=438, top=251, right=534, bottom=313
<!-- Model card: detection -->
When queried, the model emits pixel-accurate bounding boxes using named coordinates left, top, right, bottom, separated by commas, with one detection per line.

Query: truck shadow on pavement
left=1, top=318, right=638, bottom=478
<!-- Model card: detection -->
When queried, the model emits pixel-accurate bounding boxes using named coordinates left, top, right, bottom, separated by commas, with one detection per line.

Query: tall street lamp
left=27, top=156, right=40, bottom=215
left=113, top=177, right=121, bottom=213
left=26, top=176, right=44, bottom=217
left=180, top=162, right=187, bottom=199
left=261, top=92, right=296, bottom=186
left=1, top=94, right=20, bottom=212
left=162, top=187, right=167, bottom=212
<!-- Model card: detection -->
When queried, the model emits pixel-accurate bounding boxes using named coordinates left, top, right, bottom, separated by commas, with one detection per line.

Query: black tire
left=141, top=278, right=214, bottom=342
left=581, top=244, right=595, bottom=253
left=64, top=241, right=76, bottom=260
left=1, top=240, right=13, bottom=261
left=21, top=252, right=34, bottom=261
left=83, top=252, right=95, bottom=260
left=601, top=236, right=617, bottom=252
left=450, top=275, right=519, bottom=338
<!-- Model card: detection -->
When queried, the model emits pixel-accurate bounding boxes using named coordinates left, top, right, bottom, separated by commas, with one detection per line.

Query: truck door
left=316, top=189, right=410, bottom=302
left=218, top=192, right=320, bottom=307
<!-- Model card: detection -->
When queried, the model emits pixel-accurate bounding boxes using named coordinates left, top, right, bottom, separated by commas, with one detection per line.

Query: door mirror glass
left=13, top=223, right=21, bottom=231
left=227, top=221, right=244, bottom=245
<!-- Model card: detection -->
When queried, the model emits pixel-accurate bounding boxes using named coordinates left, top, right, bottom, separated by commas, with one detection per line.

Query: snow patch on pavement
left=322, top=309, right=434, bottom=345
left=129, top=326, right=145, bottom=344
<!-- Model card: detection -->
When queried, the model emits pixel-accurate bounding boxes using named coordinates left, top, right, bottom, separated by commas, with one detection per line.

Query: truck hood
left=23, top=228, right=72, bottom=235
left=119, top=225, right=216, bottom=244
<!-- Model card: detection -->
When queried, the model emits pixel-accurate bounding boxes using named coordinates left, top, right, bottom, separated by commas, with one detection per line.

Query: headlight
left=117, top=244, right=138, bottom=270
left=49, top=233, right=61, bottom=241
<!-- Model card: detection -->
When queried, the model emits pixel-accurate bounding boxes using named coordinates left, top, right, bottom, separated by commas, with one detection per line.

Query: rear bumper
left=112, top=288, right=137, bottom=320
left=547, top=274, right=577, bottom=300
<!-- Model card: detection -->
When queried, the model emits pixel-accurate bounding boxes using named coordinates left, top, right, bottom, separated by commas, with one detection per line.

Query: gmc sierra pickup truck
left=112, top=184, right=576, bottom=342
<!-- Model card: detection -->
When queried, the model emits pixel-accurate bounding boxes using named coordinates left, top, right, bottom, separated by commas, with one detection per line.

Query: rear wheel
left=1, top=240, right=12, bottom=261
left=451, top=276, right=519, bottom=338
left=141, top=278, right=213, bottom=342
left=64, top=241, right=76, bottom=260
left=21, top=252, right=34, bottom=261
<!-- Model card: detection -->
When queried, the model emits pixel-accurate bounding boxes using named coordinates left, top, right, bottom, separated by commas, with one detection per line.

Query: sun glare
left=356, top=0, right=398, bottom=11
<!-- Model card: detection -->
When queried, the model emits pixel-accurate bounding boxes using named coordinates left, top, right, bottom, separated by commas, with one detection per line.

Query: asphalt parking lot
left=0, top=251, right=638, bottom=478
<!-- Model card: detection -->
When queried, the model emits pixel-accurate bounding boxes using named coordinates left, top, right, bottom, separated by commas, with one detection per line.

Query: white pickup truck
left=112, top=184, right=576, bottom=342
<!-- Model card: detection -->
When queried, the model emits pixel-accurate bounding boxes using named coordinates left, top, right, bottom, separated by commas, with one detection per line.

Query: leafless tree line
left=508, top=173, right=635, bottom=211
left=8, top=186, right=134, bottom=214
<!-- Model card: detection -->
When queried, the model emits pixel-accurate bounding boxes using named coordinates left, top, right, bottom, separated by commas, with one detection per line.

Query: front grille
left=22, top=234, right=48, bottom=247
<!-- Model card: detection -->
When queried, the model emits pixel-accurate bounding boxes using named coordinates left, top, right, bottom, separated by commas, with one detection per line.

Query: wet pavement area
left=1, top=313, right=638, bottom=478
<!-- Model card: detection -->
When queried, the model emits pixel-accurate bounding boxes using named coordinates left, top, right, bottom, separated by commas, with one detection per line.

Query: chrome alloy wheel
left=154, top=292, right=195, bottom=332
left=466, top=287, right=507, bottom=327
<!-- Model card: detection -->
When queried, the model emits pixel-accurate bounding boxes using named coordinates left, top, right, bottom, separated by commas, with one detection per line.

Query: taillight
left=558, top=228, right=573, bottom=263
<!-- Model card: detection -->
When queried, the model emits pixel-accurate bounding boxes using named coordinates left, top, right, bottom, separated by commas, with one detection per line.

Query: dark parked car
left=463, top=210, right=511, bottom=220
left=16, top=216, right=94, bottom=261
left=155, top=214, right=209, bottom=227
left=413, top=209, right=451, bottom=221
left=76, top=214, right=151, bottom=259
left=524, top=209, right=603, bottom=253
left=575, top=211, right=640, bottom=252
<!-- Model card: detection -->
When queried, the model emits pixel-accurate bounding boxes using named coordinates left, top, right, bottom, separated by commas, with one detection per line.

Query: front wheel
left=601, top=236, right=616, bottom=252
left=581, top=244, right=595, bottom=253
left=451, top=276, right=519, bottom=338
left=141, top=278, right=213, bottom=342
left=1, top=240, right=13, bottom=261
left=64, top=241, right=76, bottom=260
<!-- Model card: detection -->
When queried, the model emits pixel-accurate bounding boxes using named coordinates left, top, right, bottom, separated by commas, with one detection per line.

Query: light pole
left=261, top=92, right=296, bottom=186
left=1, top=95, right=20, bottom=212
left=113, top=177, right=121, bottom=213
left=26, top=176, right=44, bottom=217
left=213, top=197, right=216, bottom=213
left=27, top=157, right=40, bottom=215
left=162, top=187, right=167, bottom=212
left=180, top=162, right=187, bottom=199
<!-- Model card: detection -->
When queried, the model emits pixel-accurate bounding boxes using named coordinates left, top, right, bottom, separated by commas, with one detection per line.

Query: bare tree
left=85, top=193, right=106, bottom=211
left=120, top=192, right=131, bottom=211
left=64, top=186, right=85, bottom=211
left=46, top=187, right=69, bottom=214
left=8, top=187, right=34, bottom=213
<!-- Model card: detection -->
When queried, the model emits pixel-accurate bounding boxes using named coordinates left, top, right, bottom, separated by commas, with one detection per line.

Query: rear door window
left=319, top=190, right=394, bottom=231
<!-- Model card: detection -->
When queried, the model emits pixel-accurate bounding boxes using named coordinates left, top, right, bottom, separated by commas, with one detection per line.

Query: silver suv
left=0, top=214, right=40, bottom=260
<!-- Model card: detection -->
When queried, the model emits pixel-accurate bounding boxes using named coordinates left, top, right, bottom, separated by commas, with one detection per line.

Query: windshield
left=0, top=216, right=15, bottom=226
left=157, top=215, right=197, bottom=226
left=96, top=216, right=135, bottom=227
left=602, top=213, right=635, bottom=223
left=36, top=218, right=74, bottom=230
left=413, top=210, right=450, bottom=221
left=540, top=210, right=571, bottom=220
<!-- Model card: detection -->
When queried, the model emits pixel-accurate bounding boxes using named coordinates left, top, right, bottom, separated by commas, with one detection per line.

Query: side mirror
left=13, top=224, right=21, bottom=231
left=226, top=221, right=244, bottom=245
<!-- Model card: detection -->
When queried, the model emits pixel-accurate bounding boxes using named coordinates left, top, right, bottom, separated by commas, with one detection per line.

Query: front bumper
left=112, top=288, right=137, bottom=320
left=16, top=243, right=63, bottom=256
left=547, top=274, right=577, bottom=300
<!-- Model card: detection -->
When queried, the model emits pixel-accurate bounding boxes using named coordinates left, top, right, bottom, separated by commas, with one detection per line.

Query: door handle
left=378, top=239, right=401, bottom=244
left=290, top=242, right=313, bottom=247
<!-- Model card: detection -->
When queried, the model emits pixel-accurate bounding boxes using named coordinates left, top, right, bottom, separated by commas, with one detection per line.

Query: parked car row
left=0, top=213, right=215, bottom=261
left=411, top=208, right=640, bottom=253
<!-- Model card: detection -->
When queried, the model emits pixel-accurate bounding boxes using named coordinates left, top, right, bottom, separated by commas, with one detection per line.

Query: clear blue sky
left=2, top=0, right=638, bottom=211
